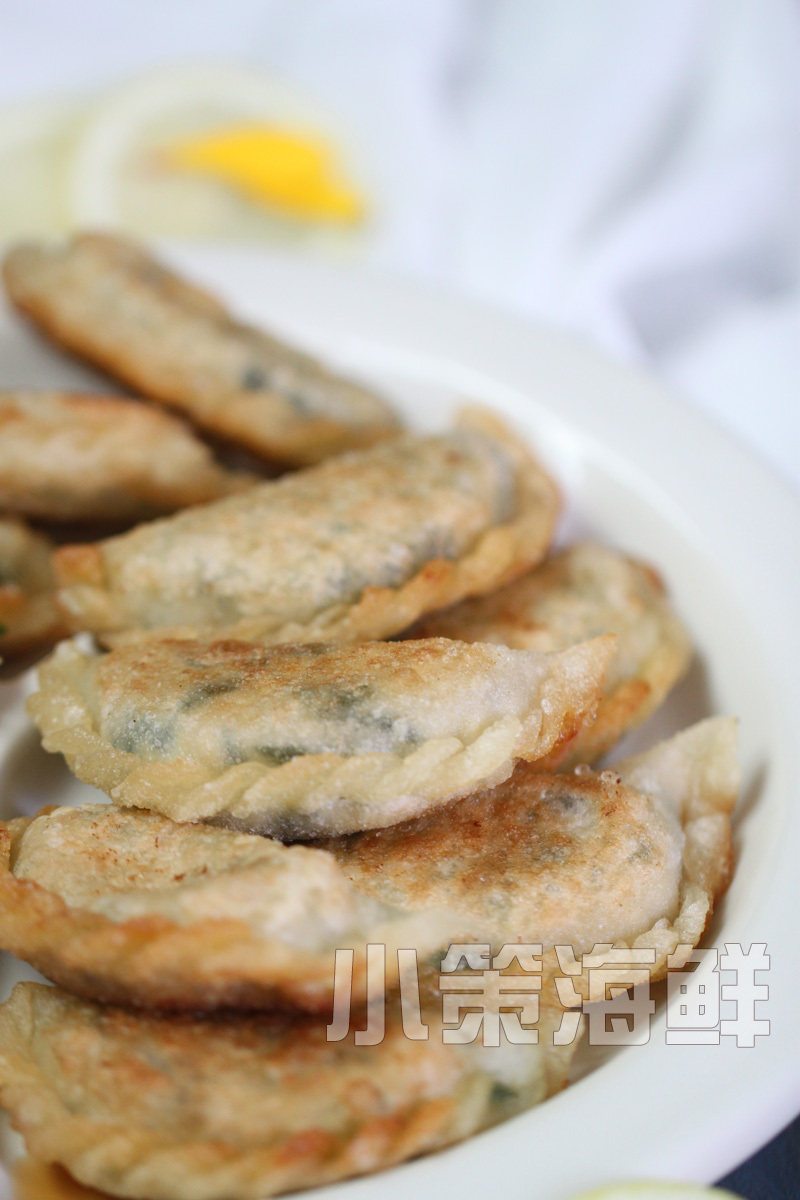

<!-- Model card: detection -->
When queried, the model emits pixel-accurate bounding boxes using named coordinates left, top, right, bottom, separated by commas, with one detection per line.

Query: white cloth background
left=2, top=0, right=799, bottom=486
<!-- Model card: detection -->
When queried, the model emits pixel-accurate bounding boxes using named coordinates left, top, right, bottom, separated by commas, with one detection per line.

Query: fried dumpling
left=0, top=983, right=576, bottom=1200
left=329, top=718, right=738, bottom=988
left=3, top=232, right=400, bottom=466
left=13, top=1160, right=106, bottom=1200
left=0, top=804, right=453, bottom=1011
left=52, top=413, right=560, bottom=644
left=0, top=390, right=249, bottom=523
left=27, top=635, right=612, bottom=836
left=0, top=518, right=65, bottom=658
left=412, top=542, right=692, bottom=763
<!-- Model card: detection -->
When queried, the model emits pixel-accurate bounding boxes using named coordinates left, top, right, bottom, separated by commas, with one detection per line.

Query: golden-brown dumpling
left=27, top=634, right=612, bottom=836
left=0, top=517, right=65, bottom=658
left=0, top=983, right=577, bottom=1200
left=13, top=1160, right=105, bottom=1200
left=0, top=390, right=249, bottom=523
left=0, top=804, right=452, bottom=1011
left=3, top=232, right=400, bottom=466
left=329, top=718, right=738, bottom=989
left=53, top=413, right=560, bottom=645
left=411, top=542, right=692, bottom=763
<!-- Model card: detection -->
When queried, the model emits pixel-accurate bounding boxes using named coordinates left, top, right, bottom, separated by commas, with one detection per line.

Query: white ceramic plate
left=0, top=246, right=798, bottom=1199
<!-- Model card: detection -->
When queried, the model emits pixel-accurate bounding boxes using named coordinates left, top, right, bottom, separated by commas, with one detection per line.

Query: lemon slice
left=164, top=124, right=364, bottom=223
left=67, top=62, right=368, bottom=239
left=568, top=1185, right=741, bottom=1200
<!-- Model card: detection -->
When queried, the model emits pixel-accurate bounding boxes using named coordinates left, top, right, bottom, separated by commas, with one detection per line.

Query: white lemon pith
left=568, top=1184, right=742, bottom=1200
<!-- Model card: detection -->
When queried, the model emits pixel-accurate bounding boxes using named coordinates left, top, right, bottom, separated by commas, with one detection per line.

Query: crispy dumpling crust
left=13, top=1160, right=106, bottom=1200
left=0, top=805, right=451, bottom=1011
left=0, top=984, right=576, bottom=1200
left=27, top=635, right=612, bottom=836
left=52, top=411, right=560, bottom=645
left=412, top=543, right=692, bottom=763
left=329, top=718, right=738, bottom=991
left=0, top=726, right=737, bottom=1013
left=0, top=390, right=250, bottom=523
left=0, top=518, right=66, bottom=657
left=3, top=232, right=401, bottom=466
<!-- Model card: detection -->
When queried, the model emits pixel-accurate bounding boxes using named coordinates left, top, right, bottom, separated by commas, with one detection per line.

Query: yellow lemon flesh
left=164, top=125, right=365, bottom=224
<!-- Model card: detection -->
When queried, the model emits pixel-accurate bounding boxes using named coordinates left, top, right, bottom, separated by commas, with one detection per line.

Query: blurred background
left=0, top=2, right=798, bottom=1194
left=2, top=0, right=798, bottom=488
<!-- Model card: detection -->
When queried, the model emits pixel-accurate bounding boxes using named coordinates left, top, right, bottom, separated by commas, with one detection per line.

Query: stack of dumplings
left=0, top=234, right=738, bottom=1200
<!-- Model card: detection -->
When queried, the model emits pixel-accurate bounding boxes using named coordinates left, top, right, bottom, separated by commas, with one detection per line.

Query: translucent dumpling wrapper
left=27, top=634, right=613, bottom=837
left=51, top=411, right=561, bottom=645
left=0, top=721, right=736, bottom=1015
